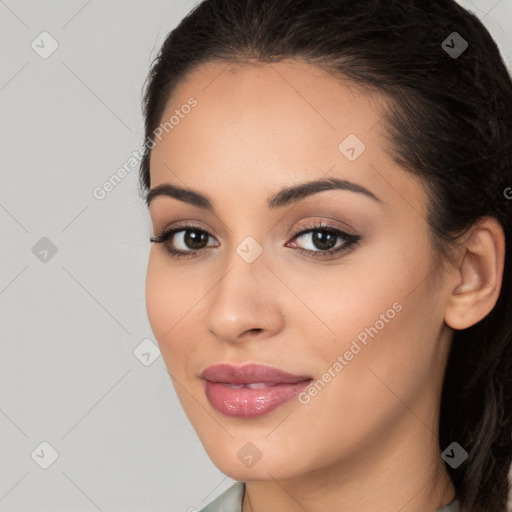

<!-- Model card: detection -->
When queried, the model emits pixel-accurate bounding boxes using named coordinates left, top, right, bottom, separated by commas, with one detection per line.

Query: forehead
left=155, top=59, right=384, bottom=137
left=148, top=59, right=427, bottom=217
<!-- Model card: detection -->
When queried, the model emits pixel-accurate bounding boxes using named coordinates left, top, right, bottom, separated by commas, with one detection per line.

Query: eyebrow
left=145, top=176, right=382, bottom=210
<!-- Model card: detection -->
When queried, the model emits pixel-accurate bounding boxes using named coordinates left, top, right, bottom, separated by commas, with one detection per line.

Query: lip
left=200, top=363, right=313, bottom=418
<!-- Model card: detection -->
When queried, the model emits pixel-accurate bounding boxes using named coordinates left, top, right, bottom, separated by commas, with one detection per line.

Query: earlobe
left=444, top=217, right=505, bottom=331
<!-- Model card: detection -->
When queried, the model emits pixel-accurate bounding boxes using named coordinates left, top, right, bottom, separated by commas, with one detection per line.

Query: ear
left=444, top=216, right=505, bottom=330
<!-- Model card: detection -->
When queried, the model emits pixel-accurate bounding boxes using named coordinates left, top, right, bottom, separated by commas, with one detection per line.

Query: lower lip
left=203, top=380, right=312, bottom=418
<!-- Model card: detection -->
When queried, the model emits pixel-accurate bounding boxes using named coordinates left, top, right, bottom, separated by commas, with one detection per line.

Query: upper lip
left=200, top=363, right=312, bottom=385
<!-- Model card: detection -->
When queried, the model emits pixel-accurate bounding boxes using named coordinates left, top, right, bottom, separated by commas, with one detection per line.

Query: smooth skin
left=145, top=59, right=505, bottom=512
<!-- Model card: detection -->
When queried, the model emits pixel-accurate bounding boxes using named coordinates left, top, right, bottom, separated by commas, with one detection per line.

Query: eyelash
left=150, top=221, right=361, bottom=260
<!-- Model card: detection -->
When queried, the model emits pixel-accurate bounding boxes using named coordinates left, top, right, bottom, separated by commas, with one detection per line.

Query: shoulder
left=197, top=483, right=458, bottom=512
left=198, top=482, right=245, bottom=512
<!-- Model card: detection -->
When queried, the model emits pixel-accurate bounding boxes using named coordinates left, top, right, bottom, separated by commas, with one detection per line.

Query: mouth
left=200, top=363, right=313, bottom=418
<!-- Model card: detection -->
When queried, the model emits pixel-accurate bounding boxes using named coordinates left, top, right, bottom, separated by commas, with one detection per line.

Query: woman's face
left=145, top=59, right=456, bottom=482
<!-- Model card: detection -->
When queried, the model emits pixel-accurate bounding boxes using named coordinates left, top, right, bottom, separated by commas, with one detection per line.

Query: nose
left=205, top=249, right=285, bottom=344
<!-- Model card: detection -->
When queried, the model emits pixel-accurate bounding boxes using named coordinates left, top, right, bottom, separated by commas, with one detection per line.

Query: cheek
left=294, top=237, right=437, bottom=390
left=312, top=273, right=440, bottom=426
left=279, top=251, right=405, bottom=351
left=145, top=253, right=199, bottom=371
left=145, top=256, right=172, bottom=339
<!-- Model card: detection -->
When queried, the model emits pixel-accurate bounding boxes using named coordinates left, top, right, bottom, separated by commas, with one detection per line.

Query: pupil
left=313, top=231, right=336, bottom=250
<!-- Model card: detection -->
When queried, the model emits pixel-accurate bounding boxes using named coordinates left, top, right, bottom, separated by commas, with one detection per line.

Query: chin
left=202, top=441, right=308, bottom=482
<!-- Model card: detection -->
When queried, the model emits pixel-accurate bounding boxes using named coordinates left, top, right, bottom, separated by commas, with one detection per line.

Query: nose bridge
left=215, top=218, right=269, bottom=295
left=205, top=235, right=284, bottom=341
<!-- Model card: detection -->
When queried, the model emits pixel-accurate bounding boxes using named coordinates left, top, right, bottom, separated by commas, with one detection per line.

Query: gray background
left=0, top=1, right=511, bottom=511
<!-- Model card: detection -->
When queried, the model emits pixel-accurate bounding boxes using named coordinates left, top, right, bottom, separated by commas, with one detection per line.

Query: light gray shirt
left=199, top=482, right=461, bottom=512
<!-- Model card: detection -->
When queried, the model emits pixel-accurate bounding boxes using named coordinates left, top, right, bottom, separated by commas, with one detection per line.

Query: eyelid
left=152, top=219, right=220, bottom=240
left=152, top=218, right=354, bottom=243
left=291, top=218, right=357, bottom=237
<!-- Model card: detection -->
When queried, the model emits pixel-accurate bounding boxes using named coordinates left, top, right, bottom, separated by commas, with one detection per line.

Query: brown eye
left=150, top=225, right=219, bottom=258
left=288, top=221, right=361, bottom=258
left=179, top=229, right=210, bottom=250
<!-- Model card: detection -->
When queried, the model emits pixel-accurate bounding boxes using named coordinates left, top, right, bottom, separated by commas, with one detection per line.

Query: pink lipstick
left=200, top=363, right=312, bottom=418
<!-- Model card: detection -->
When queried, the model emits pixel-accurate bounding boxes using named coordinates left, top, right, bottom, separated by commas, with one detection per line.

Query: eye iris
left=185, top=229, right=208, bottom=249
left=312, top=231, right=337, bottom=250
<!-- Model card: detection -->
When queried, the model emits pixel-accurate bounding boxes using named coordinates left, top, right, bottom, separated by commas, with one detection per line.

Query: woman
left=138, top=1, right=512, bottom=511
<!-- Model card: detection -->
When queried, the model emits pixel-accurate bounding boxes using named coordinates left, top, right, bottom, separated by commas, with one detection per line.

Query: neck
left=242, top=413, right=456, bottom=512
